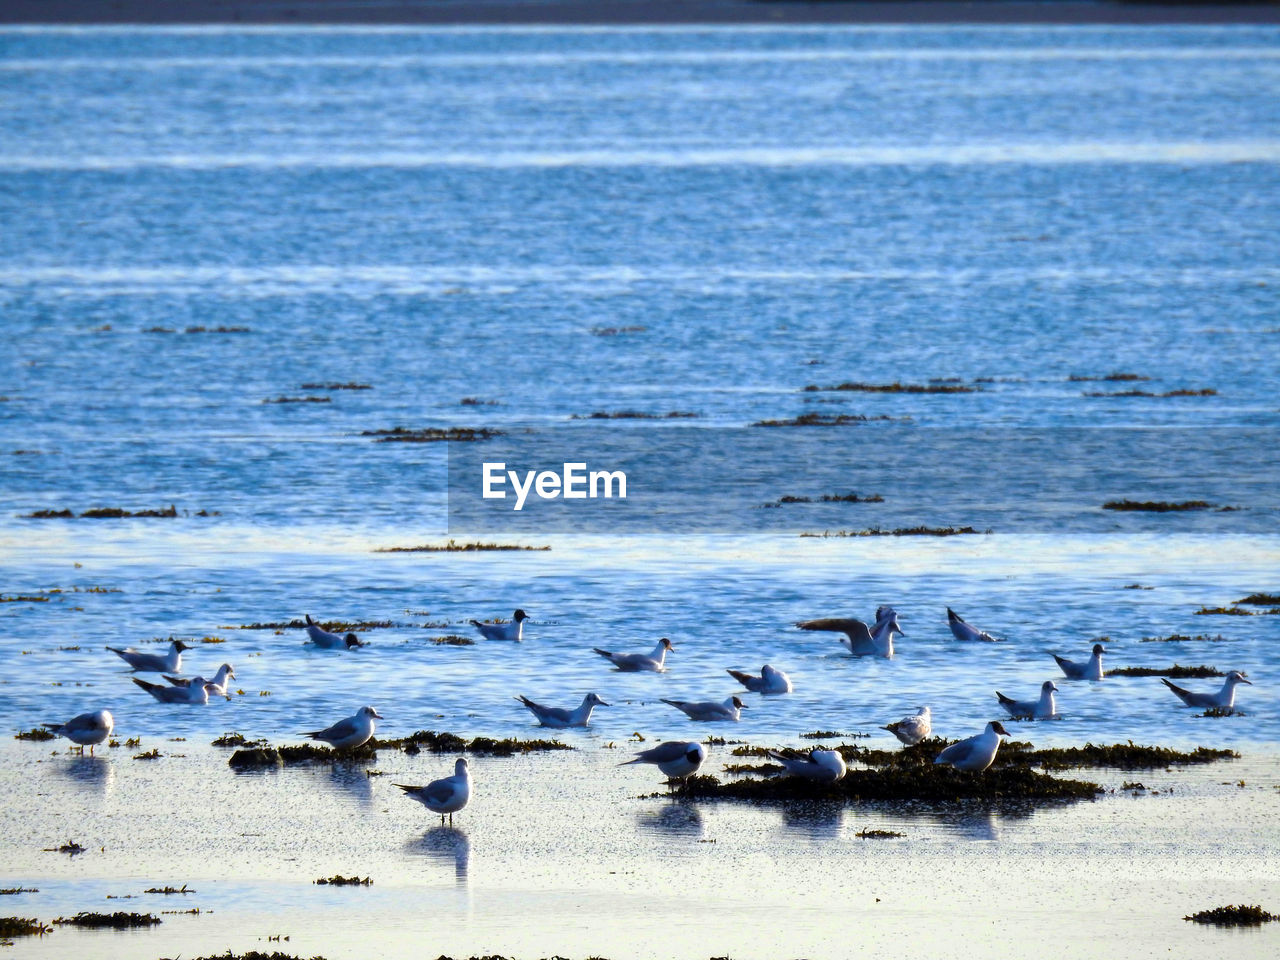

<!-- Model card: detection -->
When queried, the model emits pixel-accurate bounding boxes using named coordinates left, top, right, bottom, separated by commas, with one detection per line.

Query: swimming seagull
left=796, top=613, right=903, bottom=658
left=133, top=676, right=217, bottom=705
left=43, top=709, right=114, bottom=753
left=933, top=721, right=1011, bottom=772
left=165, top=663, right=235, bottom=698
left=107, top=639, right=192, bottom=673
left=883, top=706, right=932, bottom=745
left=727, top=664, right=793, bottom=694
left=303, top=705, right=381, bottom=750
left=621, top=740, right=707, bottom=785
left=765, top=747, right=848, bottom=783
left=304, top=615, right=364, bottom=649
left=1053, top=643, right=1106, bottom=681
left=1161, top=671, right=1252, bottom=711
left=397, top=757, right=471, bottom=823
left=947, top=607, right=1001, bottom=642
left=515, top=692, right=609, bottom=728
left=470, top=609, right=529, bottom=643
left=996, top=681, right=1058, bottom=720
left=661, top=695, right=747, bottom=722
left=592, top=637, right=673, bottom=672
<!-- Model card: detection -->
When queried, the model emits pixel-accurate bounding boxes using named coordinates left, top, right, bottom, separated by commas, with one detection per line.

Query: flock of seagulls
left=37, top=603, right=1256, bottom=817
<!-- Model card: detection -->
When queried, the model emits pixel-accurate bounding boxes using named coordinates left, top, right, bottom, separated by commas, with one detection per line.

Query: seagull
left=397, top=757, right=470, bottom=823
left=133, top=676, right=217, bottom=705
left=165, top=663, right=234, bottom=697
left=933, top=721, right=1011, bottom=772
left=470, top=609, right=529, bottom=643
left=883, top=705, right=932, bottom=745
left=43, top=709, right=114, bottom=753
left=797, top=613, right=903, bottom=658
left=996, top=680, right=1058, bottom=719
left=1162, top=671, right=1252, bottom=710
left=107, top=639, right=192, bottom=673
left=947, top=607, right=1000, bottom=642
left=304, top=615, right=363, bottom=649
left=593, top=637, right=673, bottom=672
left=303, top=705, right=381, bottom=750
left=661, top=695, right=746, bottom=722
left=1053, top=643, right=1106, bottom=681
left=621, top=740, right=707, bottom=783
left=514, top=692, right=609, bottom=728
left=765, top=747, right=848, bottom=783
left=727, top=664, right=793, bottom=694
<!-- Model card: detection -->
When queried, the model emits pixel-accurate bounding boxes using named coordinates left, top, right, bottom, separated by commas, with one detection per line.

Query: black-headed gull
left=1053, top=643, right=1106, bottom=680
left=515, top=692, right=609, bottom=728
left=133, top=676, right=217, bottom=705
left=883, top=705, right=931, bottom=745
left=933, top=721, right=1011, bottom=772
left=996, top=680, right=1058, bottom=719
left=765, top=747, right=847, bottom=783
left=947, top=607, right=1000, bottom=642
left=470, top=609, right=529, bottom=643
left=621, top=740, right=707, bottom=781
left=592, top=637, right=673, bottom=672
left=661, top=695, right=746, bottom=722
left=43, top=709, right=114, bottom=753
left=397, top=757, right=470, bottom=823
left=107, top=639, right=192, bottom=673
left=797, top=613, right=902, bottom=658
left=727, top=664, right=793, bottom=694
left=165, top=663, right=234, bottom=697
left=303, top=705, right=381, bottom=749
left=1162, top=671, right=1252, bottom=710
left=304, top=615, right=364, bottom=649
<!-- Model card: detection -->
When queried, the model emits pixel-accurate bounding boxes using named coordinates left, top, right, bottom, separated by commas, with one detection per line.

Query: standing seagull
left=933, top=721, right=1011, bottom=772
left=43, top=709, right=114, bottom=754
left=947, top=607, right=1000, bottom=642
left=996, top=681, right=1058, bottom=720
left=304, top=615, right=363, bottom=649
left=303, top=705, right=381, bottom=750
left=165, top=663, right=235, bottom=698
left=661, top=695, right=746, bottom=723
left=1053, top=643, right=1106, bottom=681
left=107, top=639, right=192, bottom=673
left=470, top=610, right=529, bottom=643
left=1161, top=671, right=1252, bottom=711
left=397, top=757, right=471, bottom=823
left=593, top=637, right=673, bottom=672
left=133, top=676, right=216, bottom=705
left=514, top=692, right=609, bottom=728
left=883, top=706, right=932, bottom=746
left=797, top=614, right=902, bottom=658
left=727, top=664, right=793, bottom=694
left=765, top=748, right=847, bottom=783
left=621, top=740, right=707, bottom=786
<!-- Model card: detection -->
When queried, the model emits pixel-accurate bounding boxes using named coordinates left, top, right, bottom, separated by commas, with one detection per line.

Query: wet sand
left=2, top=0, right=1280, bottom=25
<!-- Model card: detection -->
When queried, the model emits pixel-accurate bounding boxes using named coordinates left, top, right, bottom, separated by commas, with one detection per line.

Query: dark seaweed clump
left=14, top=728, right=57, bottom=741
left=229, top=731, right=571, bottom=769
left=765, top=493, right=884, bottom=507
left=1084, top=387, right=1216, bottom=398
left=263, top=396, right=331, bottom=404
left=1102, top=500, right=1213, bottom=512
left=1184, top=905, right=1276, bottom=925
left=228, top=747, right=283, bottom=770
left=1195, top=607, right=1260, bottom=616
left=999, top=741, right=1238, bottom=771
left=361, top=426, right=501, bottom=443
left=753, top=413, right=905, bottom=427
left=144, top=885, right=194, bottom=895
left=1140, top=633, right=1229, bottom=643
left=428, top=635, right=475, bottom=646
left=803, top=381, right=979, bottom=394
left=300, top=382, right=371, bottom=391
left=233, top=619, right=394, bottom=631
left=314, top=876, right=371, bottom=886
left=212, top=733, right=267, bottom=748
left=1108, top=665, right=1223, bottom=678
left=27, top=505, right=180, bottom=519
left=0, top=917, right=49, bottom=937
left=857, top=829, right=905, bottom=839
left=570, top=410, right=698, bottom=420
left=53, top=911, right=160, bottom=928
left=374, top=541, right=550, bottom=552
left=1068, top=373, right=1151, bottom=382
left=800, top=526, right=988, bottom=537
left=1236, top=593, right=1280, bottom=606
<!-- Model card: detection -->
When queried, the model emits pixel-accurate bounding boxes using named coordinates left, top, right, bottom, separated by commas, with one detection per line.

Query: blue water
left=1, top=25, right=1278, bottom=753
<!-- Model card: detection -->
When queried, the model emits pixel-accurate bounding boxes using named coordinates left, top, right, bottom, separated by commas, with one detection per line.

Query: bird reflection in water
left=322, top=762, right=374, bottom=807
left=409, top=826, right=470, bottom=883
left=779, top=801, right=844, bottom=840
left=636, top=800, right=704, bottom=838
left=56, top=755, right=113, bottom=798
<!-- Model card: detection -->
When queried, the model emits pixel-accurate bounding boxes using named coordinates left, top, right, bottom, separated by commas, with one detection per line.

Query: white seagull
left=933, top=721, right=1011, bottom=772
left=797, top=613, right=903, bottom=658
left=765, top=747, right=848, bottom=783
left=1162, top=671, right=1252, bottom=711
left=947, top=607, right=1000, bottom=642
left=133, top=676, right=216, bottom=705
left=304, top=615, right=363, bottom=649
left=107, top=639, right=192, bottom=673
left=996, top=680, right=1058, bottom=720
left=592, top=637, right=673, bottom=672
left=883, top=705, right=932, bottom=745
left=515, top=692, right=609, bottom=728
left=43, top=709, right=114, bottom=753
left=1053, top=643, right=1106, bottom=681
left=727, top=664, right=793, bottom=694
left=470, top=609, right=529, bottom=643
left=303, top=705, right=381, bottom=750
left=621, top=740, right=707, bottom=782
left=165, top=663, right=235, bottom=697
left=397, top=757, right=471, bottom=823
left=661, top=695, right=746, bottom=722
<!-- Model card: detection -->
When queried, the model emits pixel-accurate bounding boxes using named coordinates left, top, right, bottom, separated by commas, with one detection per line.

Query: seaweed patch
left=374, top=541, right=550, bottom=552
left=800, top=526, right=988, bottom=537
left=361, top=426, right=502, bottom=443
left=1184, top=905, right=1277, bottom=925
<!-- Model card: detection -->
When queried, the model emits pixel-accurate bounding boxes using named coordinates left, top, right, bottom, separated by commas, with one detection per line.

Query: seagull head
left=173, top=640, right=194, bottom=652
left=1226, top=671, right=1252, bottom=685
left=360, top=706, right=383, bottom=720
left=730, top=696, right=747, bottom=710
left=586, top=693, right=610, bottom=707
left=1042, top=681, right=1059, bottom=693
left=1092, top=643, right=1107, bottom=655
left=343, top=633, right=362, bottom=648
left=454, top=757, right=470, bottom=775
left=989, top=721, right=1011, bottom=738
left=658, top=637, right=674, bottom=650
left=513, top=609, right=529, bottom=622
